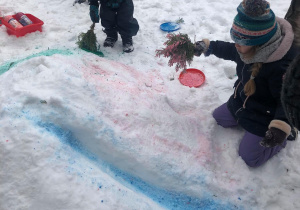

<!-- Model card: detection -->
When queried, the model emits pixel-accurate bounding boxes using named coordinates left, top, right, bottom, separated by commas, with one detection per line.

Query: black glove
left=89, top=5, right=99, bottom=23
left=194, top=41, right=207, bottom=57
left=260, top=127, right=287, bottom=148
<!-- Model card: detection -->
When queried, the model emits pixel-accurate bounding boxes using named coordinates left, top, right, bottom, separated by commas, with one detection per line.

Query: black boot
left=103, top=29, right=118, bottom=48
left=122, top=37, right=134, bottom=53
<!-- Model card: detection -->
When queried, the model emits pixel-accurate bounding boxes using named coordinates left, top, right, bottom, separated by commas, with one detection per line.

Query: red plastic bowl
left=1, top=14, right=44, bottom=37
left=179, top=68, right=205, bottom=88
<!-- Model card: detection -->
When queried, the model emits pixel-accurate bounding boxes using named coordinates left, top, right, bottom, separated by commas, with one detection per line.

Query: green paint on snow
left=80, top=48, right=104, bottom=57
left=0, top=48, right=103, bottom=75
left=0, top=49, right=73, bottom=75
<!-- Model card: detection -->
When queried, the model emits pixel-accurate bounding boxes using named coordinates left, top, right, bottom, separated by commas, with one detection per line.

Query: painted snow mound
left=3, top=51, right=298, bottom=209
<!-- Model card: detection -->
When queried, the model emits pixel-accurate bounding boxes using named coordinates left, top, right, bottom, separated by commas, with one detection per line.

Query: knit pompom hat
left=230, top=0, right=277, bottom=46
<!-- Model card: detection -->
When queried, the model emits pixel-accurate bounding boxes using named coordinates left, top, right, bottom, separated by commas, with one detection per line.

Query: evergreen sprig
left=76, top=23, right=99, bottom=52
left=156, top=33, right=195, bottom=71
left=176, top=17, right=184, bottom=24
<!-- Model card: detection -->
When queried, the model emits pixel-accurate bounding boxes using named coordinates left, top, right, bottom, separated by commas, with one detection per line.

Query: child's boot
left=122, top=36, right=134, bottom=53
left=103, top=29, right=118, bottom=48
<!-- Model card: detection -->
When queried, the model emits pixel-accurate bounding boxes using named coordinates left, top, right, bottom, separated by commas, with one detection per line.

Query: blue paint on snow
left=30, top=119, right=240, bottom=210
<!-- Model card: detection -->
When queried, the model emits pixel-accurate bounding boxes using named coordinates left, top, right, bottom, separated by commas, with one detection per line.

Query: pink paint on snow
left=137, top=132, right=212, bottom=167
left=80, top=56, right=166, bottom=94
left=61, top=55, right=212, bottom=166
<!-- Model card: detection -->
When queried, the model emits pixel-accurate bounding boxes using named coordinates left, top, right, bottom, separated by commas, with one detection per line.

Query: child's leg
left=239, top=132, right=287, bottom=167
left=116, top=0, right=139, bottom=39
left=99, top=3, right=118, bottom=34
left=99, top=3, right=119, bottom=47
left=212, top=103, right=238, bottom=128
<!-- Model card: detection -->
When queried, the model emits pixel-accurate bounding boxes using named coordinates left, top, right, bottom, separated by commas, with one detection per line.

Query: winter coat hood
left=266, top=17, right=294, bottom=63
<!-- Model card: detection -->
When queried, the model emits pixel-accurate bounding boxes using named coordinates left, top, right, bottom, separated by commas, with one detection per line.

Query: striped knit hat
left=230, top=0, right=277, bottom=46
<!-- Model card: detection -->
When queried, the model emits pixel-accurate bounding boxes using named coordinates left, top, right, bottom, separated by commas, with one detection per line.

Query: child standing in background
left=89, top=0, right=139, bottom=53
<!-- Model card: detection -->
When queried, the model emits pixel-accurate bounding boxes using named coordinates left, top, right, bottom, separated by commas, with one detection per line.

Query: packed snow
left=0, top=0, right=299, bottom=209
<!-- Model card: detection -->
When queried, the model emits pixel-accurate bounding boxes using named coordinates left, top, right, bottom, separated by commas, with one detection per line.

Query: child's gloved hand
left=89, top=5, right=99, bottom=23
left=260, top=127, right=287, bottom=147
left=194, top=39, right=209, bottom=57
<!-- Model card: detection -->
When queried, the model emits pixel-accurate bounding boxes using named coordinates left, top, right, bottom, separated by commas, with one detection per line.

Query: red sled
left=1, top=14, right=44, bottom=37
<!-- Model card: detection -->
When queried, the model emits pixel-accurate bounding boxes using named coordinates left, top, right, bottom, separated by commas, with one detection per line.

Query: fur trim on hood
left=266, top=17, right=294, bottom=63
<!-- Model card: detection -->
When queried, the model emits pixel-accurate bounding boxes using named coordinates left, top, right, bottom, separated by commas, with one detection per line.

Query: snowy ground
left=0, top=0, right=299, bottom=210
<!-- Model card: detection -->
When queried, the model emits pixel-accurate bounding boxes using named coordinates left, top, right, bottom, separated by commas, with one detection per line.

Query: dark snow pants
left=99, top=0, right=139, bottom=39
left=212, top=103, right=287, bottom=168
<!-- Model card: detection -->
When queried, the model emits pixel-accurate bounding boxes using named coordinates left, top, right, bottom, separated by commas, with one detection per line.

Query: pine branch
left=76, top=23, right=99, bottom=52
left=156, top=33, right=195, bottom=71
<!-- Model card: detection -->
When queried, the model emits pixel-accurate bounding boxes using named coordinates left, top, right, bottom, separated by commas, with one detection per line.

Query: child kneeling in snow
left=89, top=0, right=139, bottom=53
left=194, top=0, right=298, bottom=167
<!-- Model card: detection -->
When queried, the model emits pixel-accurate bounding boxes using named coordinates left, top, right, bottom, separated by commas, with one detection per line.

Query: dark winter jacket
left=281, top=0, right=300, bottom=130
left=89, top=0, right=139, bottom=38
left=285, top=0, right=300, bottom=21
left=285, top=0, right=300, bottom=46
left=281, top=54, right=300, bottom=130
left=90, top=0, right=124, bottom=9
left=206, top=18, right=297, bottom=137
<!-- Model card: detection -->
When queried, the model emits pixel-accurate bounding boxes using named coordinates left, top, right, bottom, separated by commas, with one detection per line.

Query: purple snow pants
left=212, top=103, right=287, bottom=168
